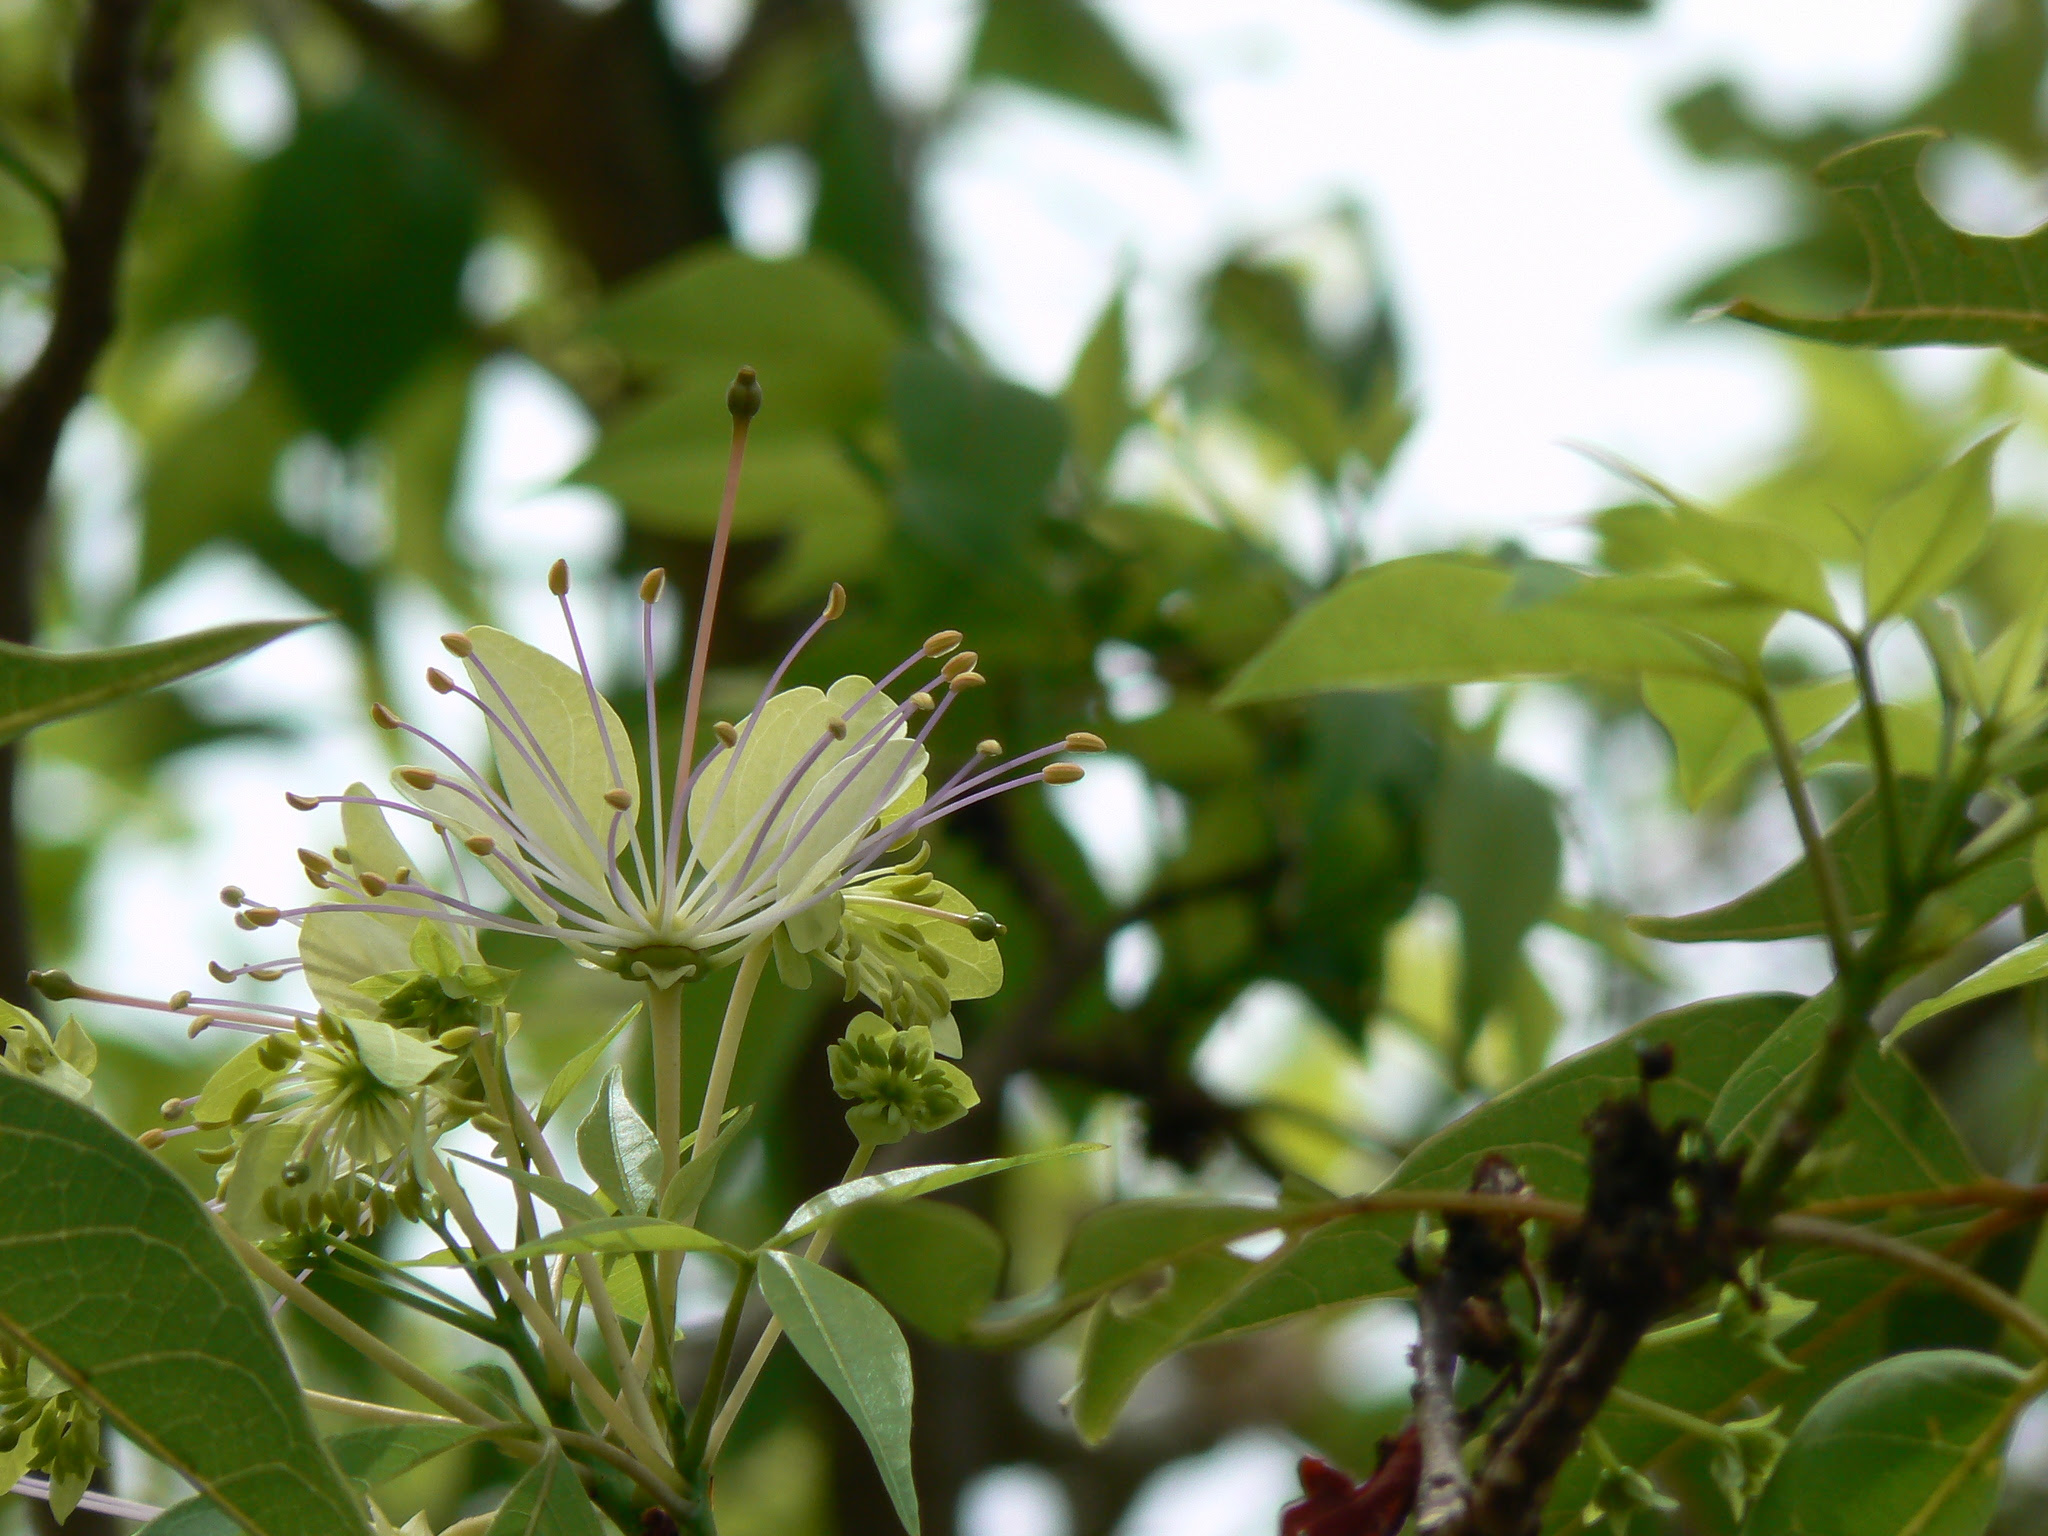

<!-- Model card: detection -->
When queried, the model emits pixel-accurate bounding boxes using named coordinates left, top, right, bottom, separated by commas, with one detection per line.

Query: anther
left=219, top=886, right=245, bottom=907
left=168, top=990, right=192, bottom=1011
left=441, top=631, right=474, bottom=659
left=948, top=671, right=986, bottom=691
left=137, top=1128, right=169, bottom=1151
left=826, top=716, right=848, bottom=741
left=922, top=630, right=964, bottom=658
left=1065, top=731, right=1107, bottom=753
left=187, top=1015, right=214, bottom=1039
left=398, top=767, right=439, bottom=790
left=331, top=847, right=351, bottom=864
left=641, top=568, right=667, bottom=603
left=825, top=582, right=847, bottom=620
left=549, top=558, right=571, bottom=596
left=28, top=969, right=78, bottom=1001
left=370, top=702, right=401, bottom=730
left=161, top=1098, right=187, bottom=1122
left=285, top=792, right=319, bottom=811
left=714, top=721, right=738, bottom=747
left=234, top=911, right=257, bottom=931
left=728, top=365, right=763, bottom=420
left=195, top=1144, right=234, bottom=1165
left=603, top=787, right=634, bottom=811
left=245, top=906, right=282, bottom=927
left=976, top=739, right=1001, bottom=756
left=230, top=1088, right=264, bottom=1125
left=298, top=848, right=333, bottom=876
left=249, top=967, right=285, bottom=982
left=439, top=1025, right=480, bottom=1049
left=426, top=668, right=455, bottom=694
left=208, top=961, right=234, bottom=983
left=910, top=691, right=935, bottom=712
left=464, top=834, right=495, bottom=856
left=1042, top=763, right=1085, bottom=785
left=941, top=651, right=979, bottom=680
left=358, top=872, right=389, bottom=896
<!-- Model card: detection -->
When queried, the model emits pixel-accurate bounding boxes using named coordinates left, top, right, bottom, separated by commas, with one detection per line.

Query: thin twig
left=1410, top=1276, right=1473, bottom=1533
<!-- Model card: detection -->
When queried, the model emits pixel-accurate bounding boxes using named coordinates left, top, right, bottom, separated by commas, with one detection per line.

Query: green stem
left=1847, top=633, right=1909, bottom=907
left=1633, top=1312, right=1720, bottom=1351
left=693, top=942, right=770, bottom=1166
left=1606, top=1386, right=1733, bottom=1446
left=682, top=1257, right=757, bottom=1476
left=702, top=1140, right=876, bottom=1465
left=1750, top=675, right=1857, bottom=975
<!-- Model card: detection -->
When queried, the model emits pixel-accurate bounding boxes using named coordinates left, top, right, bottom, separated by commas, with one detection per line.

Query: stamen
left=948, top=671, right=986, bottom=691
left=715, top=721, right=738, bottom=746
left=1066, top=732, right=1107, bottom=753
left=426, top=668, right=456, bottom=694
left=642, top=568, right=669, bottom=890
left=1043, top=763, right=1085, bottom=784
left=549, top=558, right=571, bottom=596
left=220, top=886, right=245, bottom=907
left=977, top=739, right=1001, bottom=756
left=441, top=631, right=474, bottom=658
left=285, top=792, right=319, bottom=811
left=923, top=630, right=964, bottom=657
left=371, top=703, right=401, bottom=731
left=941, top=651, right=979, bottom=680
left=464, top=834, right=496, bottom=856
left=825, top=582, right=847, bottom=620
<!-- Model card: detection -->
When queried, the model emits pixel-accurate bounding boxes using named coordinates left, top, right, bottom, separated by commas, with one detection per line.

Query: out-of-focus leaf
left=1893, top=933, right=2048, bottom=1042
left=892, top=349, right=1068, bottom=569
left=1862, top=432, right=2004, bottom=621
left=485, top=1444, right=605, bottom=1536
left=404, top=1215, right=740, bottom=1266
left=325, top=1424, right=481, bottom=1485
left=1736, top=1351, right=2025, bottom=1536
left=1727, top=130, right=2048, bottom=371
left=1218, top=557, right=1711, bottom=705
left=1644, top=674, right=1858, bottom=809
left=759, top=1251, right=920, bottom=1536
left=838, top=1199, right=1007, bottom=1344
left=576, top=1067, right=660, bottom=1216
left=0, top=1076, right=367, bottom=1536
left=536, top=1004, right=639, bottom=1129
left=0, top=621, right=311, bottom=743
left=1427, top=756, right=1559, bottom=1054
left=135, top=1497, right=243, bottom=1535
left=969, top=0, right=1174, bottom=131
left=243, top=83, right=480, bottom=441
left=1064, top=289, right=1137, bottom=475
left=1072, top=1247, right=1253, bottom=1444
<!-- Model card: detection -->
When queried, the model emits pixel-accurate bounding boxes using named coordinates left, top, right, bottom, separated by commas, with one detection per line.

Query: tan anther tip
left=941, top=651, right=979, bottom=680
left=826, top=716, right=848, bottom=740
left=640, top=568, right=667, bottom=603
left=976, top=738, right=1002, bottom=756
left=219, top=886, right=245, bottom=907
left=441, top=631, right=474, bottom=658
left=188, top=1015, right=214, bottom=1038
left=1065, top=731, right=1107, bottom=753
left=285, top=791, right=319, bottom=811
left=169, top=990, right=192, bottom=1011
left=728, top=365, right=763, bottom=420
left=297, top=847, right=332, bottom=871
left=922, top=629, right=964, bottom=657
left=948, top=671, right=986, bottom=691
left=910, top=691, right=935, bottom=712
left=714, top=721, right=738, bottom=747
left=398, top=766, right=438, bottom=790
left=370, top=702, right=401, bottom=730
left=246, top=906, right=282, bottom=927
left=548, top=558, right=570, bottom=596
left=825, top=582, right=847, bottom=620
left=208, top=960, right=234, bottom=983
left=426, top=668, right=455, bottom=694
left=602, top=787, right=634, bottom=811
left=138, top=1128, right=169, bottom=1151
left=161, top=1097, right=187, bottom=1121
left=358, top=872, right=389, bottom=896
left=464, top=834, right=496, bottom=856
left=1042, top=763, right=1085, bottom=785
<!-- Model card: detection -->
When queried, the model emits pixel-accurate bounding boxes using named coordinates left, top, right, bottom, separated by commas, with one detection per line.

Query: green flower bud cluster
left=1713, top=1275, right=1817, bottom=1373
left=0, top=1346, right=104, bottom=1523
left=349, top=923, right=515, bottom=1041
left=827, top=1016, right=980, bottom=1145
left=0, top=1001, right=95, bottom=1104
left=1710, top=1408, right=1787, bottom=1520
left=1581, top=1432, right=1676, bottom=1535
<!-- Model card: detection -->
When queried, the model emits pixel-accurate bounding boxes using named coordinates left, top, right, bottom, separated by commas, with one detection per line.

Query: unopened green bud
left=1711, top=1409, right=1787, bottom=1521
left=827, top=1016, right=980, bottom=1145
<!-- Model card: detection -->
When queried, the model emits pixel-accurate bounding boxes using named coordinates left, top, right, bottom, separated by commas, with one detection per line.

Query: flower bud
left=827, top=1016, right=980, bottom=1146
left=28, top=970, right=79, bottom=1001
left=1711, top=1410, right=1786, bottom=1520
left=966, top=912, right=1006, bottom=942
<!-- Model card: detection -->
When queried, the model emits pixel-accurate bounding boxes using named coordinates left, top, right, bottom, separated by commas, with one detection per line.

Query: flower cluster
left=827, top=1015, right=979, bottom=1145
left=0, top=1344, right=103, bottom=1524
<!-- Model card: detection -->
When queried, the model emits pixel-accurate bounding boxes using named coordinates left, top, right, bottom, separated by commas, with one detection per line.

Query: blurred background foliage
left=9, top=0, right=2048, bottom=1533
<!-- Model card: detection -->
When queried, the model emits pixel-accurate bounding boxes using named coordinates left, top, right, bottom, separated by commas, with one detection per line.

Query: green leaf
left=0, top=1075, right=368, bottom=1536
left=449, top=1152, right=609, bottom=1224
left=0, top=621, right=311, bottom=744
left=485, top=1444, right=606, bottom=1536
left=577, top=1067, right=661, bottom=1216
left=1599, top=488, right=1837, bottom=620
left=773, top=1144, right=1104, bottom=1243
left=1863, top=432, right=2004, bottom=621
left=1217, top=556, right=1710, bottom=705
left=584, top=248, right=901, bottom=418
left=969, top=0, right=1175, bottom=130
left=1072, top=1247, right=1256, bottom=1445
left=837, top=1200, right=1007, bottom=1344
left=1726, top=129, right=2048, bottom=371
left=1427, top=757, right=1561, bottom=1052
left=1644, top=674, right=1858, bottom=809
left=658, top=1103, right=753, bottom=1223
left=1893, top=932, right=2048, bottom=1041
left=758, top=1251, right=920, bottom=1536
left=404, top=1215, right=740, bottom=1267
left=342, top=1016, right=453, bottom=1091
left=136, top=1498, right=245, bottom=1536
left=325, top=1424, right=482, bottom=1485
left=1737, top=1351, right=2026, bottom=1536
left=536, top=1004, right=639, bottom=1129
left=1064, top=289, right=1137, bottom=475
left=1631, top=779, right=2031, bottom=943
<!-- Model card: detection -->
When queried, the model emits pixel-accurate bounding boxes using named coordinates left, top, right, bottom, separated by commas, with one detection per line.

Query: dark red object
left=1280, top=1428, right=1422, bottom=1536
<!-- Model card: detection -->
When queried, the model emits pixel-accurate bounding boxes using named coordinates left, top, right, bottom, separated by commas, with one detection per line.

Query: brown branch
left=0, top=0, right=164, bottom=1006
left=1409, top=1275, right=1473, bottom=1533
